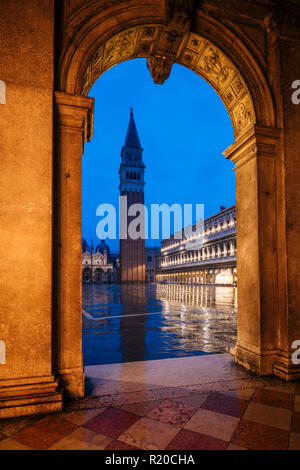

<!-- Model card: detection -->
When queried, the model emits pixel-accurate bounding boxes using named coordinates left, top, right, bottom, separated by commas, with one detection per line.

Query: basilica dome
left=95, top=239, right=110, bottom=254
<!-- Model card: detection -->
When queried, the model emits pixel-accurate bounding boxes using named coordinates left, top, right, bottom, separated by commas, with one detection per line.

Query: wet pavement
left=82, top=283, right=237, bottom=366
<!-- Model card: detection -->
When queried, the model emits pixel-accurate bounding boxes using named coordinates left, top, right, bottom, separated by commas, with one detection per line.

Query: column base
left=234, top=343, right=279, bottom=376
left=273, top=354, right=300, bottom=381
left=0, top=375, right=62, bottom=419
left=57, top=367, right=85, bottom=398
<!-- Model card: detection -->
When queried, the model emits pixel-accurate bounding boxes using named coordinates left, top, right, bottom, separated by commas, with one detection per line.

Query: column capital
left=54, top=91, right=94, bottom=144
left=223, top=125, right=282, bottom=170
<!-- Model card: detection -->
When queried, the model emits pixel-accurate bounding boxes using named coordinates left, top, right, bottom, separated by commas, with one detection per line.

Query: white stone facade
left=82, top=249, right=115, bottom=283
left=158, top=206, right=237, bottom=285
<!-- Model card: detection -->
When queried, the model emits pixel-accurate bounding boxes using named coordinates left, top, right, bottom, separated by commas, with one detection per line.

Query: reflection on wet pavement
left=82, top=283, right=237, bottom=366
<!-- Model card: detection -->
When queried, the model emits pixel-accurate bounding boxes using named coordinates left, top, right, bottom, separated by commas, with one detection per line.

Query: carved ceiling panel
left=82, top=25, right=255, bottom=138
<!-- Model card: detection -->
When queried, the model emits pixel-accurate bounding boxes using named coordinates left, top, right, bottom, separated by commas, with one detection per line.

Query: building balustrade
left=158, top=206, right=237, bottom=285
left=160, top=254, right=236, bottom=270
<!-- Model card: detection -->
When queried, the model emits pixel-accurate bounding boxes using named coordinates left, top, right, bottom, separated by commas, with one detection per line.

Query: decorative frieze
left=81, top=24, right=255, bottom=138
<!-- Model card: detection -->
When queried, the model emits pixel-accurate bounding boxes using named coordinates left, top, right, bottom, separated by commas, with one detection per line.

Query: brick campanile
left=119, top=108, right=145, bottom=282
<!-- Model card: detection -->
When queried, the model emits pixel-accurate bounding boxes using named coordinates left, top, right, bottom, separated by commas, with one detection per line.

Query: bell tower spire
left=119, top=107, right=145, bottom=193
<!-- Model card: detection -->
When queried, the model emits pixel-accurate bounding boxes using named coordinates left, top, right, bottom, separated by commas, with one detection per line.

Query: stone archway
left=82, top=267, right=91, bottom=283
left=52, top=1, right=297, bottom=398
left=94, top=268, right=104, bottom=283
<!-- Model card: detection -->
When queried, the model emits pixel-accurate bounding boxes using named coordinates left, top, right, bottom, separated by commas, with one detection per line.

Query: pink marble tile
left=147, top=400, right=197, bottom=426
left=166, top=429, right=228, bottom=450
left=84, top=407, right=139, bottom=439
left=201, top=392, right=249, bottom=418
left=231, top=419, right=289, bottom=450
left=118, top=417, right=180, bottom=450
left=12, top=416, right=78, bottom=450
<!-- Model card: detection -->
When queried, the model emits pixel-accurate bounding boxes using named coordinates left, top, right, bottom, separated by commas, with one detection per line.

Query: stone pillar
left=53, top=91, right=94, bottom=397
left=267, top=18, right=300, bottom=381
left=224, top=125, right=285, bottom=376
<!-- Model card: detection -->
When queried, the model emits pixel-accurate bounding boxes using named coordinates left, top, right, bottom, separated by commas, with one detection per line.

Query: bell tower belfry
left=119, top=108, right=145, bottom=282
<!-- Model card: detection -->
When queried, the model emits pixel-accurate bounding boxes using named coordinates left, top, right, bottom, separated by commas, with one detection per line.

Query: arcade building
left=158, top=206, right=237, bottom=286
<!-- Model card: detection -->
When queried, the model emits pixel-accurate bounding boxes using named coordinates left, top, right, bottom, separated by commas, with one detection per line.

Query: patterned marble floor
left=0, top=355, right=299, bottom=450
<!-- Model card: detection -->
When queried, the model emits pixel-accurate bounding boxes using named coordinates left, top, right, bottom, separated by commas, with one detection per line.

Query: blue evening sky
left=82, top=58, right=235, bottom=252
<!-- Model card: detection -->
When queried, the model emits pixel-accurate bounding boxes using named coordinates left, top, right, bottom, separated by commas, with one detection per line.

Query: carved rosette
left=178, top=33, right=255, bottom=137
left=81, top=26, right=255, bottom=138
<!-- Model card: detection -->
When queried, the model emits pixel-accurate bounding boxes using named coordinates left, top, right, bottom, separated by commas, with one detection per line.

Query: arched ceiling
left=81, top=25, right=255, bottom=138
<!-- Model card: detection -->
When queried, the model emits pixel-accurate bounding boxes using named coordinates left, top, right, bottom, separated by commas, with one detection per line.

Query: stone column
left=224, top=125, right=283, bottom=376
left=263, top=0, right=300, bottom=382
left=53, top=91, right=94, bottom=397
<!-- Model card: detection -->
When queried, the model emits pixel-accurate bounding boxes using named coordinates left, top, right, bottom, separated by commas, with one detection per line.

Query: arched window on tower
left=137, top=173, right=141, bottom=180
left=126, top=172, right=129, bottom=179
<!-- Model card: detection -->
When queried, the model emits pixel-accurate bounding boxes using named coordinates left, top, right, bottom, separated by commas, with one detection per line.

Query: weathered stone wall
left=0, top=0, right=63, bottom=416
left=0, top=0, right=56, bottom=383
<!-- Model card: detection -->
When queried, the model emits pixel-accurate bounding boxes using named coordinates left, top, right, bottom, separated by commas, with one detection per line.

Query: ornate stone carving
left=224, top=88, right=235, bottom=106
left=232, top=76, right=244, bottom=96
left=81, top=26, right=255, bottom=137
left=232, top=95, right=255, bottom=135
left=186, top=34, right=205, bottom=53
left=145, top=27, right=185, bottom=84
left=141, top=26, right=157, bottom=41
left=144, top=0, right=196, bottom=84
left=198, top=46, right=232, bottom=89
left=103, top=29, right=136, bottom=67
left=156, top=29, right=184, bottom=57
left=147, top=57, right=173, bottom=85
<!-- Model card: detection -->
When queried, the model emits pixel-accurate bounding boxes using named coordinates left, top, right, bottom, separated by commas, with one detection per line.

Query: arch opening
left=81, top=56, right=237, bottom=367
left=53, top=11, right=285, bottom=398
